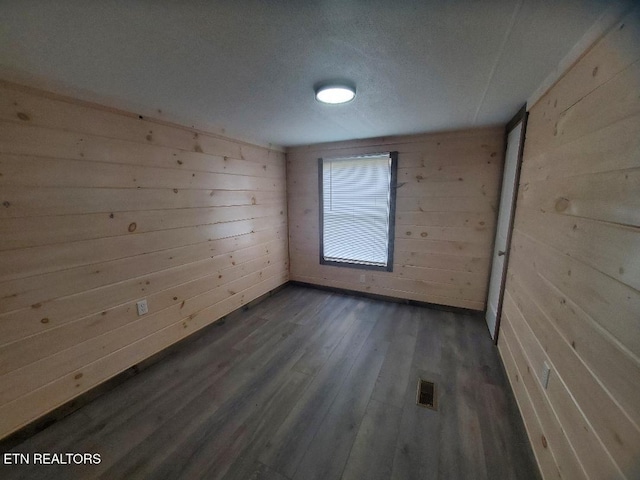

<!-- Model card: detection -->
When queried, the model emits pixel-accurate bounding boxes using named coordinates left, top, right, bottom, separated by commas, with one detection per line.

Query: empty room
left=0, top=1, right=639, bottom=479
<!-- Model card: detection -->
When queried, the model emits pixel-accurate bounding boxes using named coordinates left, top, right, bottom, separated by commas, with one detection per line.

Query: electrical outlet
left=541, top=362, right=551, bottom=389
left=359, top=274, right=366, bottom=283
left=136, top=299, right=149, bottom=316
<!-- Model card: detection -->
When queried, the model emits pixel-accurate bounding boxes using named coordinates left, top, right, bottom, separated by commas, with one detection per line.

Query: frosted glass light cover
left=315, top=86, right=356, bottom=104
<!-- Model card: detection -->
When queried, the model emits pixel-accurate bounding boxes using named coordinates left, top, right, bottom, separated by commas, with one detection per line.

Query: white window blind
left=321, top=153, right=393, bottom=267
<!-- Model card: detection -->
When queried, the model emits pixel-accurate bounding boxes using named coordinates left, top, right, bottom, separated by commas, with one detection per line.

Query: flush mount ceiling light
left=315, top=84, right=356, bottom=104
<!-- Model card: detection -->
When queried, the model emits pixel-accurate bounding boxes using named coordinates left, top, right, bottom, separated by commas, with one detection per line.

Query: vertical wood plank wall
left=287, top=128, right=505, bottom=311
left=0, top=82, right=289, bottom=440
left=498, top=7, right=640, bottom=479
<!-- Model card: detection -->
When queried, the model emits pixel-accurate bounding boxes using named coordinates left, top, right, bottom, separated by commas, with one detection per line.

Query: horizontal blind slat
left=322, top=154, right=391, bottom=266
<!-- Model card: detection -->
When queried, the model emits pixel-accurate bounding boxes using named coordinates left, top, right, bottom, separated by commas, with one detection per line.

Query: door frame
left=488, top=104, right=528, bottom=344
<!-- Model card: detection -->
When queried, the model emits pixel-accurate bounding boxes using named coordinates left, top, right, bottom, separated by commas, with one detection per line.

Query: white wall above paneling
left=0, top=0, right=627, bottom=146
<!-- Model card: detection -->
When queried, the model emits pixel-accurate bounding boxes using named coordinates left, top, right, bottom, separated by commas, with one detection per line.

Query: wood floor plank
left=291, top=296, right=362, bottom=376
left=0, top=309, right=266, bottom=468
left=218, top=372, right=311, bottom=480
left=257, top=303, right=381, bottom=478
left=1, top=285, right=540, bottom=480
left=341, top=399, right=403, bottom=480
left=454, top=367, right=489, bottom=480
left=92, top=323, right=300, bottom=478
left=435, top=346, right=472, bottom=479
left=96, top=304, right=317, bottom=478
left=390, top=367, right=442, bottom=480
left=371, top=322, right=418, bottom=408
left=412, top=308, right=446, bottom=372
left=72, top=299, right=297, bottom=477
left=476, top=382, right=539, bottom=480
left=244, top=461, right=291, bottom=480
left=292, top=336, right=389, bottom=480
left=286, top=289, right=340, bottom=326
left=171, top=371, right=310, bottom=480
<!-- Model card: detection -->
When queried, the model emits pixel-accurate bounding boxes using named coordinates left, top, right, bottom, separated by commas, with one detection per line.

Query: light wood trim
left=518, top=168, right=640, bottom=228
left=502, top=295, right=624, bottom=478
left=505, top=284, right=640, bottom=468
left=0, top=204, right=285, bottom=250
left=526, top=59, right=640, bottom=155
left=287, top=128, right=504, bottom=311
left=0, top=227, right=287, bottom=316
left=0, top=185, right=285, bottom=218
left=527, top=2, right=638, bottom=108
left=521, top=114, right=640, bottom=184
left=0, top=81, right=289, bottom=440
left=498, top=323, right=587, bottom=480
left=0, top=262, right=288, bottom=405
left=514, top=207, right=640, bottom=289
left=289, top=274, right=485, bottom=311
left=0, top=121, right=285, bottom=177
left=499, top=8, right=640, bottom=478
left=287, top=126, right=504, bottom=155
left=0, top=79, right=285, bottom=153
left=0, top=154, right=286, bottom=191
left=510, top=230, right=640, bottom=359
left=0, top=216, right=286, bottom=282
left=0, top=271, right=288, bottom=437
left=527, top=5, right=640, bottom=110
left=0, top=241, right=286, bottom=347
left=0, top=251, right=287, bottom=374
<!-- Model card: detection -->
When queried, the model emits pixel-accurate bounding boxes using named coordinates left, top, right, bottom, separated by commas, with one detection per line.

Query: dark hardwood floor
left=0, top=285, right=540, bottom=479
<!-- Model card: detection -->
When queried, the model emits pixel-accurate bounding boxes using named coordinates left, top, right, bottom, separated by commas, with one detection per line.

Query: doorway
left=485, top=105, right=528, bottom=342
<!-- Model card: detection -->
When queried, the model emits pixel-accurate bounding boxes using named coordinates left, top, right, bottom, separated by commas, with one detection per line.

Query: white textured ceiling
left=0, top=0, right=617, bottom=146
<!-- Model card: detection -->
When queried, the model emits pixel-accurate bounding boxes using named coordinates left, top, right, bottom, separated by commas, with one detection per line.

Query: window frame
left=317, top=151, right=398, bottom=272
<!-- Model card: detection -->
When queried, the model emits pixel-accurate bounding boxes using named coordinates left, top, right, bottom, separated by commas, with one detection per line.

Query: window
left=318, top=152, right=398, bottom=271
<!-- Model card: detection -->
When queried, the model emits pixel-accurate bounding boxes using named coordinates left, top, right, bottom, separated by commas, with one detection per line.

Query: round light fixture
left=315, top=84, right=356, bottom=104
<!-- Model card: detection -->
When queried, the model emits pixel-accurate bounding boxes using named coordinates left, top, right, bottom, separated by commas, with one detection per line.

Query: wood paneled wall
left=287, top=128, right=505, bottom=311
left=498, top=7, right=640, bottom=479
left=0, top=82, right=289, bottom=440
